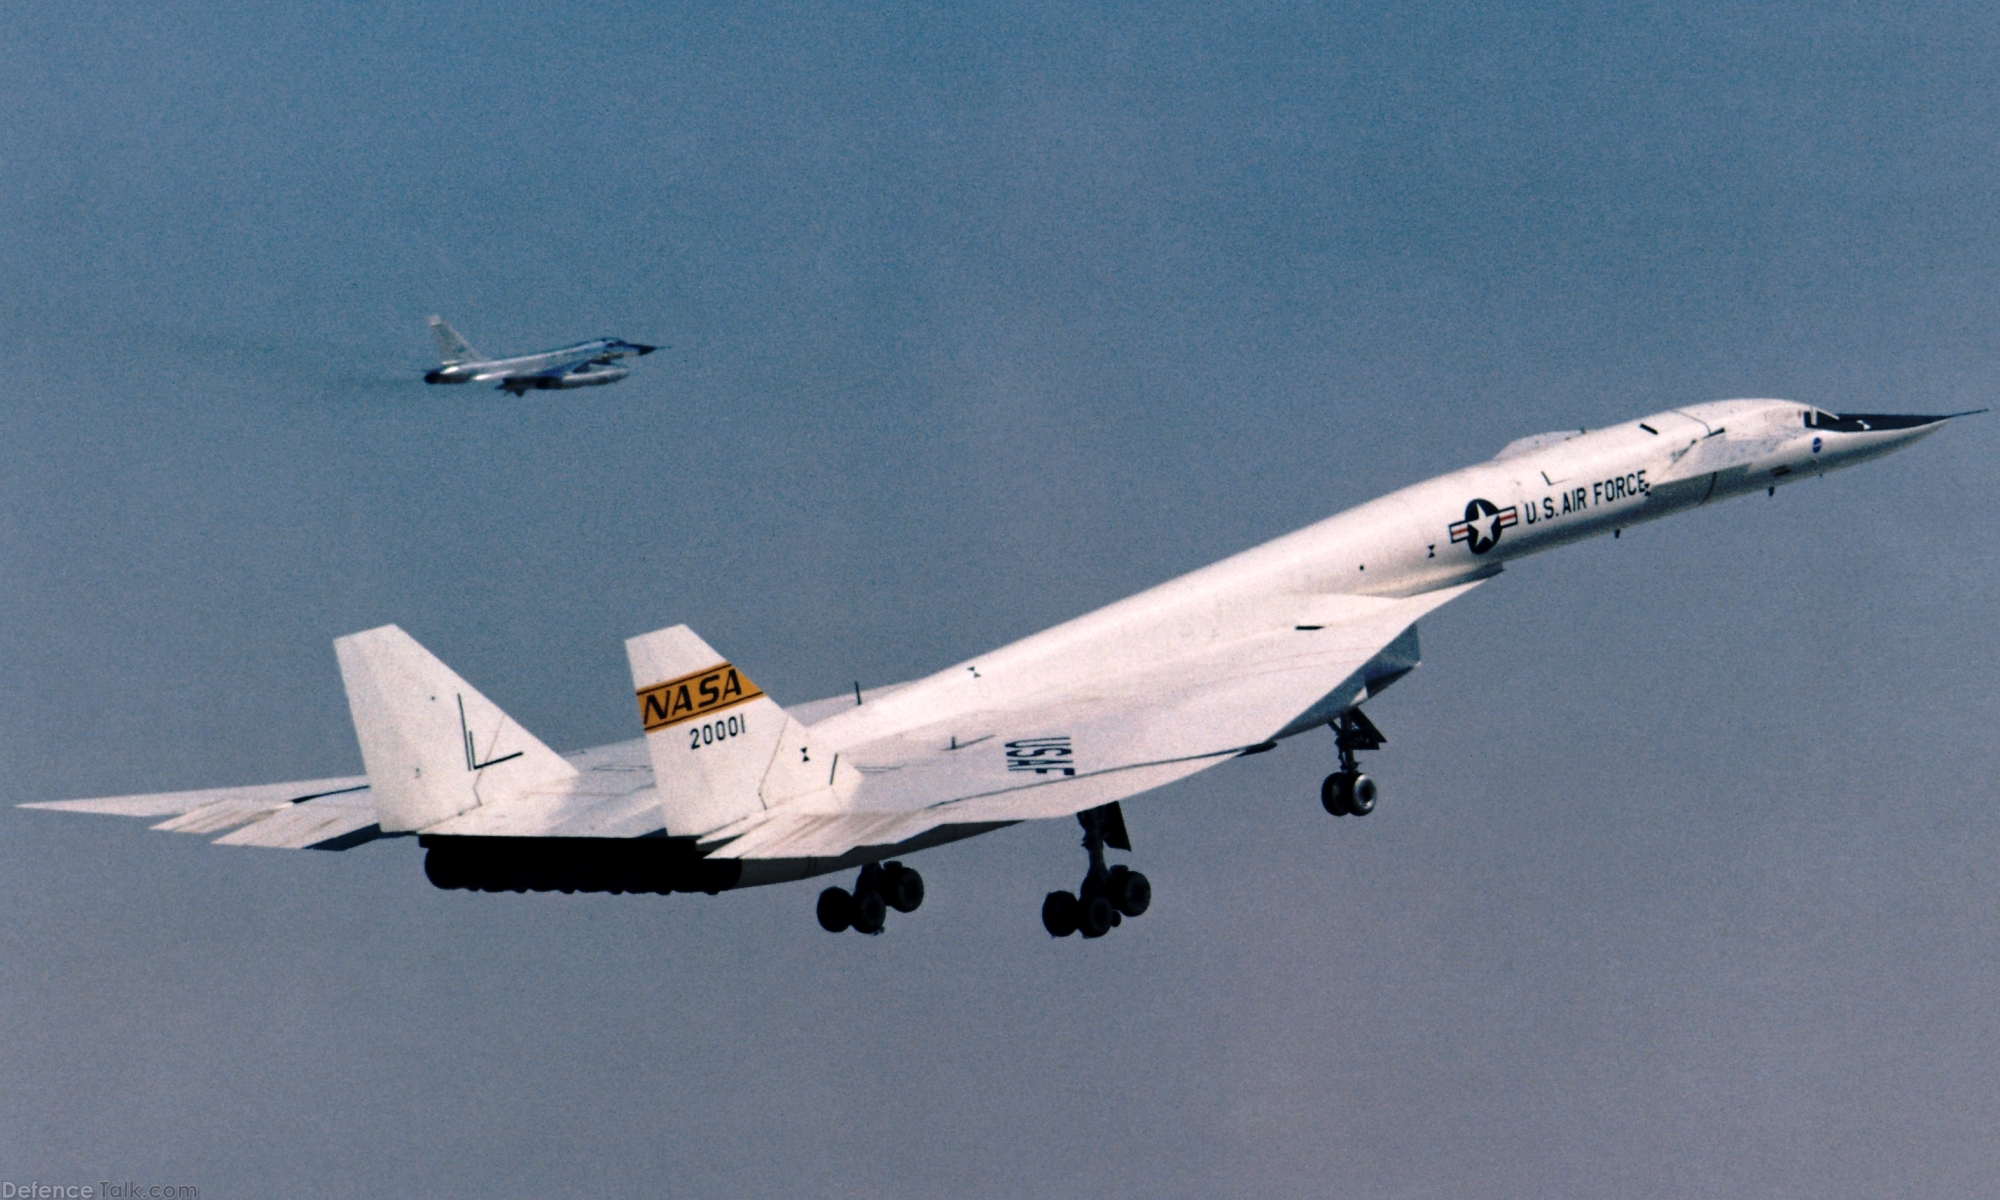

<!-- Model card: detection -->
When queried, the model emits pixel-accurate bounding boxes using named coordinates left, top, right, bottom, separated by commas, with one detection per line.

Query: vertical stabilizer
left=427, top=315, right=482, bottom=365
left=335, top=625, right=576, bottom=833
left=625, top=626, right=791, bottom=838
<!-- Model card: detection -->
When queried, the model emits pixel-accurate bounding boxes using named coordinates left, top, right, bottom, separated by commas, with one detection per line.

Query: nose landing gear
left=817, top=860, right=924, bottom=934
left=1043, top=802, right=1151, bottom=939
left=1322, top=708, right=1384, bottom=817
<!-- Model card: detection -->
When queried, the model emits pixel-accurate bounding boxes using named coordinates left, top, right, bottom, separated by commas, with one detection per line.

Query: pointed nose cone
left=1816, top=410, right=1984, bottom=434
left=632, top=344, right=657, bottom=356
left=1870, top=415, right=1948, bottom=459
left=1903, top=411, right=1975, bottom=443
left=1850, top=411, right=1981, bottom=431
left=1807, top=408, right=1984, bottom=469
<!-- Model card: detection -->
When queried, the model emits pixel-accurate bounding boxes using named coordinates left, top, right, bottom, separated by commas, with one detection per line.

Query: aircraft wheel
left=1348, top=773, right=1378, bottom=816
left=1321, top=772, right=1351, bottom=816
left=816, top=887, right=854, bottom=933
left=1042, top=891, right=1080, bottom=937
left=1110, top=867, right=1151, bottom=917
left=1078, top=894, right=1117, bottom=939
left=851, top=888, right=888, bottom=935
left=884, top=862, right=925, bottom=913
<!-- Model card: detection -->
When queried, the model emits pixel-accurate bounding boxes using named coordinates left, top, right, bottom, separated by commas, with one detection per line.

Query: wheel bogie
left=1321, top=770, right=1379, bottom=816
left=819, top=861, right=929, bottom=933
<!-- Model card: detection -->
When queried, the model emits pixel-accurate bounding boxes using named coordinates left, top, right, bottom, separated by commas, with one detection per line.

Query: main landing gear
left=1042, top=802, right=1151, bottom=939
left=1321, top=708, right=1384, bottom=817
left=817, top=861, right=924, bottom=935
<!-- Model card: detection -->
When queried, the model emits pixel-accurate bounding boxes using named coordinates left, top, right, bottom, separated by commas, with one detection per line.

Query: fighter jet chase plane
left=422, top=315, right=655, bottom=396
left=24, top=400, right=1980, bottom=940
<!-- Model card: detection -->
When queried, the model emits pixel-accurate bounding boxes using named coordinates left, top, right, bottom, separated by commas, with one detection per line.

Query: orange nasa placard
left=636, top=663, right=765, bottom=732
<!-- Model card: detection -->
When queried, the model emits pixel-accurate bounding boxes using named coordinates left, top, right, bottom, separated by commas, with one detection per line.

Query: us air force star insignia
left=1447, top=498, right=1518, bottom=555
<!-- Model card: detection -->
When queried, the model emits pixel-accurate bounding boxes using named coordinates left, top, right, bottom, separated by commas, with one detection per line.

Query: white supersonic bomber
left=23, top=399, right=1979, bottom=939
left=422, top=315, right=656, bottom=396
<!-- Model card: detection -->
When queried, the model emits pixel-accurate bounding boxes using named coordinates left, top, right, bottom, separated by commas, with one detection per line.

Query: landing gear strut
left=817, top=860, right=924, bottom=935
left=1043, top=802, right=1151, bottom=939
left=1321, top=708, right=1384, bottom=817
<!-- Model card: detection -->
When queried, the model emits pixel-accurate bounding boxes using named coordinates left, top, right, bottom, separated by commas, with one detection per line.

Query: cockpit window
left=1804, top=409, right=1939, bottom=433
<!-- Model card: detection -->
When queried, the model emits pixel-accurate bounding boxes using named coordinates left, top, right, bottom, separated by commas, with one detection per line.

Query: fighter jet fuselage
left=422, top=316, right=656, bottom=396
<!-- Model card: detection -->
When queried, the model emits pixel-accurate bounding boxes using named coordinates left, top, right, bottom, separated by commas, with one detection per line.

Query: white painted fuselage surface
left=23, top=399, right=1972, bottom=906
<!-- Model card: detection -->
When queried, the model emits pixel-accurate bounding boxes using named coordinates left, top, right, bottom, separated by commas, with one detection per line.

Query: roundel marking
left=1447, top=498, right=1519, bottom=555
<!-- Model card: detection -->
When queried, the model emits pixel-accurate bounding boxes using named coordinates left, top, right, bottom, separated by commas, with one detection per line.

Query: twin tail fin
left=335, top=625, right=575, bottom=833
left=332, top=621, right=840, bottom=841
left=625, top=626, right=846, bottom=838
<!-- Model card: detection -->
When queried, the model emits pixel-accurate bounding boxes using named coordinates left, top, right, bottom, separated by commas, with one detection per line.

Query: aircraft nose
left=1800, top=408, right=1984, bottom=469
left=1855, top=412, right=1971, bottom=431
left=632, top=344, right=656, bottom=355
left=1807, top=409, right=1986, bottom=436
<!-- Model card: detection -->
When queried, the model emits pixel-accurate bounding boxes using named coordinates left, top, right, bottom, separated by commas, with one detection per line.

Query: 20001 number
left=689, top=714, right=747, bottom=750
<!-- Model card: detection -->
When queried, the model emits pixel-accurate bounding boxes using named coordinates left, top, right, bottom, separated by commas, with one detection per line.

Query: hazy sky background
left=4, top=2, right=1998, bottom=1196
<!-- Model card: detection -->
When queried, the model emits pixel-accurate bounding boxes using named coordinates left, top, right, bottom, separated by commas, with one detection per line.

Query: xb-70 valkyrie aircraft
left=24, top=400, right=1978, bottom=939
left=422, top=315, right=656, bottom=396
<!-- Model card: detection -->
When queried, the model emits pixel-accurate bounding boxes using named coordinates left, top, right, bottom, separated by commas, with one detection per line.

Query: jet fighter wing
left=692, top=578, right=1486, bottom=861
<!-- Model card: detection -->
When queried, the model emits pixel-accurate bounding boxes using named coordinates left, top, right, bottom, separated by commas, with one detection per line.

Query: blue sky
left=3, top=3, right=1997, bottom=1196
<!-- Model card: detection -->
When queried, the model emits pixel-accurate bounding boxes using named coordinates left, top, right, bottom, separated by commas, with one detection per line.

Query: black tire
left=816, top=886, right=854, bottom=933
left=1115, top=870, right=1152, bottom=917
left=1079, top=894, right=1116, bottom=938
left=852, top=888, right=888, bottom=935
left=886, top=865, right=925, bottom=913
left=1042, top=891, right=1080, bottom=937
left=1322, top=772, right=1351, bottom=816
left=1349, top=773, right=1377, bottom=816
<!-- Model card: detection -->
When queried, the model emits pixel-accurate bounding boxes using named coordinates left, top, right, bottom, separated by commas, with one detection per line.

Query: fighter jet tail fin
left=427, top=315, right=482, bottom=365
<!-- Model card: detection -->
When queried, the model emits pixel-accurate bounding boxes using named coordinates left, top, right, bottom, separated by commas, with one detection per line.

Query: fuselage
left=1293, top=397, right=1953, bottom=597
left=423, top=338, right=654, bottom=387
left=808, top=399, right=1963, bottom=753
